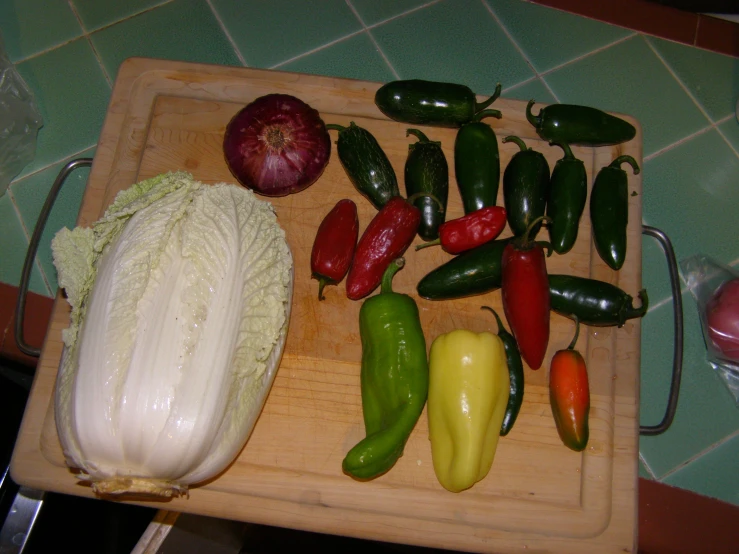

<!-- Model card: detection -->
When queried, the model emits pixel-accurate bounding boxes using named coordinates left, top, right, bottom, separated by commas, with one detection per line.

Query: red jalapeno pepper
left=347, top=194, right=441, bottom=300
left=501, top=215, right=551, bottom=370
left=415, top=206, right=507, bottom=255
left=549, top=317, right=590, bottom=451
left=311, top=199, right=359, bottom=300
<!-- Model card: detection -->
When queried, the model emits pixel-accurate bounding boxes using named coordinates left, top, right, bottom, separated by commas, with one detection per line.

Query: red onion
left=706, top=277, right=739, bottom=362
left=223, top=94, right=331, bottom=196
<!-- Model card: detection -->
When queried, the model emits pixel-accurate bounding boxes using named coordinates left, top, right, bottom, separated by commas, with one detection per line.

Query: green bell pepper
left=342, top=258, right=429, bottom=479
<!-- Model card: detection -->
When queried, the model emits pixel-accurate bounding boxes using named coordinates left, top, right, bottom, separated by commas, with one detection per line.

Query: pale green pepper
left=428, top=329, right=510, bottom=493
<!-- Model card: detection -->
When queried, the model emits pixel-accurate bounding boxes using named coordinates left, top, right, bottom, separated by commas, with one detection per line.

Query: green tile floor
left=2, top=0, right=738, bottom=507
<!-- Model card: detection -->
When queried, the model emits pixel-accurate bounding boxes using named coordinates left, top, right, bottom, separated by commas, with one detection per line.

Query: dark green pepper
left=375, top=81, right=502, bottom=128
left=416, top=238, right=511, bottom=300
left=590, top=155, right=640, bottom=271
left=546, top=142, right=587, bottom=255
left=526, top=100, right=636, bottom=146
left=548, top=274, right=649, bottom=327
left=327, top=122, right=399, bottom=210
left=404, top=129, right=449, bottom=241
left=481, top=306, right=524, bottom=436
left=454, top=110, right=502, bottom=214
left=343, top=258, right=429, bottom=479
left=502, top=135, right=550, bottom=237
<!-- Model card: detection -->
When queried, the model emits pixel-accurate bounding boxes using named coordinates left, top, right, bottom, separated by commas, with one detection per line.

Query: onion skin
left=224, top=94, right=331, bottom=196
left=706, top=277, right=739, bottom=362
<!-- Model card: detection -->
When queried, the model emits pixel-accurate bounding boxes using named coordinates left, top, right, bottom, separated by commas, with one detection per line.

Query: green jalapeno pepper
left=481, top=307, right=524, bottom=436
left=405, top=129, right=449, bottom=241
left=375, top=81, right=502, bottom=128
left=454, top=110, right=502, bottom=214
left=502, top=136, right=550, bottom=238
left=590, top=155, right=640, bottom=271
left=546, top=142, right=587, bottom=255
left=343, top=258, right=429, bottom=479
left=416, top=237, right=512, bottom=300
left=526, top=100, right=636, bottom=146
left=327, top=122, right=399, bottom=210
left=548, top=274, right=649, bottom=327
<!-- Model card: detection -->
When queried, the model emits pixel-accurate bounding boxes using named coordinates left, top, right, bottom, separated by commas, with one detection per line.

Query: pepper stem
left=472, top=109, right=502, bottom=123
left=325, top=123, right=347, bottom=132
left=406, top=128, right=431, bottom=143
left=550, top=141, right=575, bottom=161
left=474, top=83, right=502, bottom=113
left=415, top=238, right=440, bottom=251
left=525, top=100, right=541, bottom=128
left=566, top=317, right=580, bottom=351
left=406, top=192, right=445, bottom=213
left=610, top=154, right=641, bottom=175
left=522, top=215, right=552, bottom=245
left=380, top=258, right=405, bottom=294
left=317, top=276, right=328, bottom=301
left=502, top=135, right=528, bottom=152
left=624, top=289, right=649, bottom=321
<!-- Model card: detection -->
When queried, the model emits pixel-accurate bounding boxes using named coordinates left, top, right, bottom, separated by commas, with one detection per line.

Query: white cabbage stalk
left=51, top=172, right=293, bottom=497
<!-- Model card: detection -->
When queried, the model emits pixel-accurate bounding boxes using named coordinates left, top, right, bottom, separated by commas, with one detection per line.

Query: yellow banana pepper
left=428, top=329, right=510, bottom=493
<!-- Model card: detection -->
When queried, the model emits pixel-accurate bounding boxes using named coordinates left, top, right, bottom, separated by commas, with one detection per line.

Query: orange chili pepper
left=549, top=317, right=590, bottom=451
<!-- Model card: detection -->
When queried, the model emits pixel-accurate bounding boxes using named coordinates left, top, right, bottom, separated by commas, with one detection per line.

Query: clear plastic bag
left=680, top=254, right=739, bottom=405
left=0, top=36, right=43, bottom=197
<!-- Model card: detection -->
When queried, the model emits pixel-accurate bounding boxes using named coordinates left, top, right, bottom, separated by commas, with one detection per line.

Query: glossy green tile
left=543, top=36, right=709, bottom=157
left=639, top=293, right=739, bottom=478
left=91, top=0, right=240, bottom=79
left=642, top=130, right=739, bottom=272
left=10, top=149, right=94, bottom=294
left=647, top=36, right=739, bottom=123
left=0, top=193, right=49, bottom=295
left=13, top=38, right=109, bottom=178
left=350, top=0, right=433, bottom=26
left=72, top=0, right=170, bottom=32
left=278, top=32, right=394, bottom=84
left=663, top=433, right=739, bottom=506
left=718, top=117, right=739, bottom=151
left=371, top=0, right=533, bottom=95
left=0, top=0, right=82, bottom=61
left=503, top=78, right=556, bottom=104
left=486, top=0, right=633, bottom=73
left=210, top=0, right=361, bottom=68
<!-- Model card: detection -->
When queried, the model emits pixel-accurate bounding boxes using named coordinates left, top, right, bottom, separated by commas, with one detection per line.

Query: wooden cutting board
left=11, top=58, right=643, bottom=553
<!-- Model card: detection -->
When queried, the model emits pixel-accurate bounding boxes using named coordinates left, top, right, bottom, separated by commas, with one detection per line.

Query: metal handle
left=14, top=158, right=93, bottom=358
left=639, top=225, right=684, bottom=436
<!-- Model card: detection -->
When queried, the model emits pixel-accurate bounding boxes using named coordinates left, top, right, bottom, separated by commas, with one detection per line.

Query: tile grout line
left=66, top=0, right=113, bottom=86
left=657, top=429, right=739, bottom=482
left=479, top=0, right=559, bottom=102
left=204, top=0, right=249, bottom=67
left=269, top=29, right=366, bottom=71
left=5, top=189, right=53, bottom=296
left=536, top=32, right=638, bottom=80
left=643, top=35, right=739, bottom=160
left=364, top=0, right=444, bottom=31
left=642, top=122, right=714, bottom=162
left=344, top=0, right=400, bottom=80
left=9, top=145, right=97, bottom=191
left=639, top=452, right=657, bottom=480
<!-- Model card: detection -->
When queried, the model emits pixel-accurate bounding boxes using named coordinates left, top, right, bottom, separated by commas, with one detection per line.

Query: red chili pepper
left=501, top=215, right=551, bottom=369
left=415, top=206, right=507, bottom=254
left=549, top=318, right=590, bottom=451
left=311, top=199, right=359, bottom=300
left=346, top=196, right=422, bottom=300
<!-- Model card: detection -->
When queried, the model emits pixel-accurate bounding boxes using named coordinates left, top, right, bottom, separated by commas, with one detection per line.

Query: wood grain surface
left=10, top=58, right=644, bottom=553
